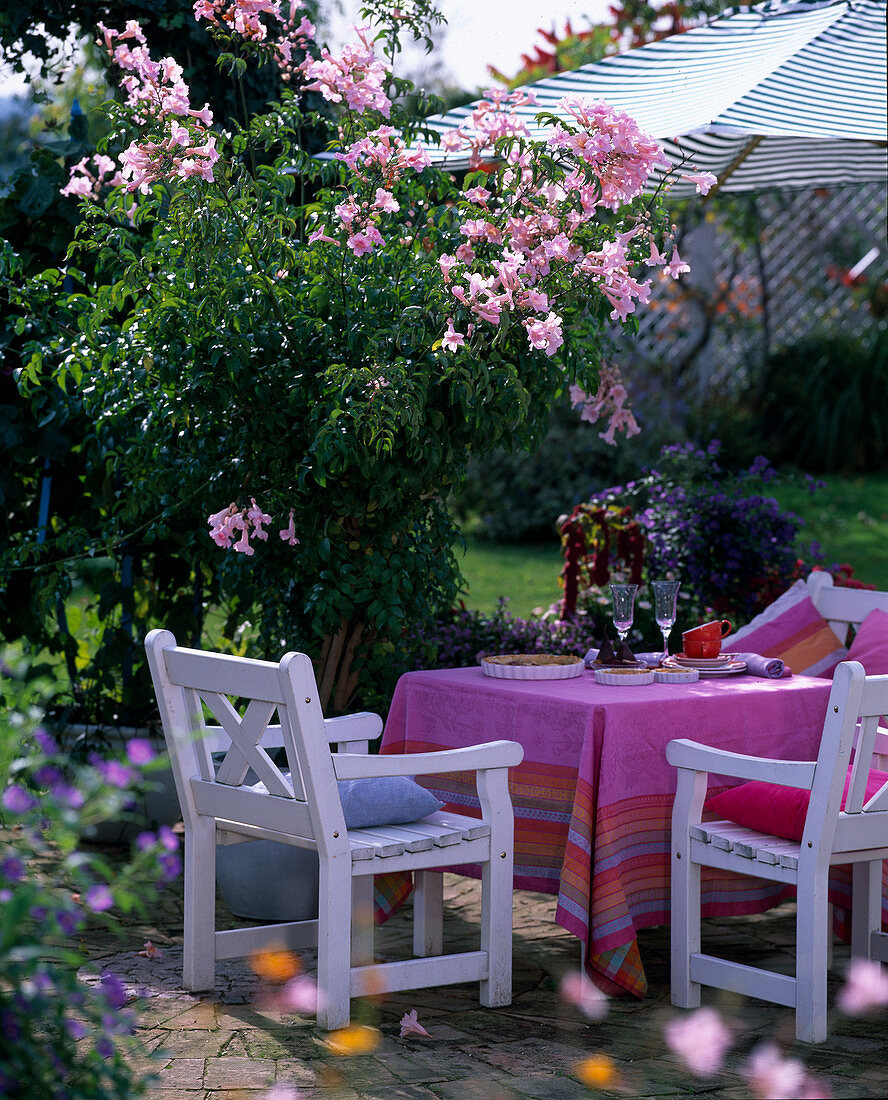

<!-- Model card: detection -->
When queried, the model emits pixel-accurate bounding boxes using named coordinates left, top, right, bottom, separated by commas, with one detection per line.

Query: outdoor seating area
left=2, top=1, right=888, bottom=1098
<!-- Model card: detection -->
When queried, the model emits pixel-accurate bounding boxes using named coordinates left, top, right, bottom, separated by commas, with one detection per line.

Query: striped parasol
left=420, top=0, right=887, bottom=196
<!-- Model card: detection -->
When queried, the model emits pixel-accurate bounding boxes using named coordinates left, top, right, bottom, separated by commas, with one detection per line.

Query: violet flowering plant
left=0, top=656, right=180, bottom=1098
left=12, top=0, right=707, bottom=711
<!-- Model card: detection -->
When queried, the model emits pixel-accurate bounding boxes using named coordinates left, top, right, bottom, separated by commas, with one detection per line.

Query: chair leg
left=795, top=877, right=830, bottom=1043
left=351, top=874, right=375, bottom=967
left=413, top=871, right=443, bottom=957
left=479, top=849, right=513, bottom=1008
left=670, top=845, right=702, bottom=1008
left=851, top=860, right=883, bottom=960
left=183, top=819, right=217, bottom=991
left=316, top=856, right=354, bottom=1030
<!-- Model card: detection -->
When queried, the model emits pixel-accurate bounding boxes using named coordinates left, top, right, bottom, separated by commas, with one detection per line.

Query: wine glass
left=651, top=579, right=681, bottom=662
left=610, top=583, right=638, bottom=646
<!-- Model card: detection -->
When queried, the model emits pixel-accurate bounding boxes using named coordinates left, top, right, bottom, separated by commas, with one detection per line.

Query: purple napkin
left=736, top=652, right=790, bottom=679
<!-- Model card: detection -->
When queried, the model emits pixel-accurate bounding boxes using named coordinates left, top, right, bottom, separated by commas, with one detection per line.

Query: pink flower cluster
left=193, top=0, right=316, bottom=80
left=438, top=87, right=536, bottom=169
left=61, top=153, right=124, bottom=200
left=84, top=21, right=218, bottom=195
left=570, top=364, right=639, bottom=446
left=664, top=1010, right=830, bottom=1097
left=300, top=26, right=392, bottom=117
left=208, top=502, right=299, bottom=554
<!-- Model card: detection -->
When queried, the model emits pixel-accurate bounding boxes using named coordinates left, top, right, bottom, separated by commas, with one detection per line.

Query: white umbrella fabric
left=421, top=0, right=887, bottom=196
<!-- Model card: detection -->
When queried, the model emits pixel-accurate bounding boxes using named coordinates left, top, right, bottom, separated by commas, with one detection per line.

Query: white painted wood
left=668, top=660, right=888, bottom=1043
left=145, top=628, right=524, bottom=1030
left=333, top=741, right=524, bottom=779
left=350, top=951, right=488, bottom=997
left=806, top=572, right=888, bottom=645
left=413, top=871, right=444, bottom=956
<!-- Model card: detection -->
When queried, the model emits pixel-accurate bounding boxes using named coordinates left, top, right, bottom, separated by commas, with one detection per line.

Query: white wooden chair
left=807, top=570, right=888, bottom=766
left=145, top=628, right=524, bottom=1030
left=668, top=660, right=888, bottom=1042
left=806, top=571, right=888, bottom=646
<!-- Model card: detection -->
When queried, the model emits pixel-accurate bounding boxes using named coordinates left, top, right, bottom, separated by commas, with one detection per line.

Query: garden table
left=379, top=666, right=865, bottom=997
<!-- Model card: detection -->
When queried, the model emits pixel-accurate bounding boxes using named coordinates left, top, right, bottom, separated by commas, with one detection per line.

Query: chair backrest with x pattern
left=146, top=629, right=348, bottom=852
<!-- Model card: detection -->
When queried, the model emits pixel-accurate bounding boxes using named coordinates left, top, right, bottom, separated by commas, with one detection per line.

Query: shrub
left=756, top=327, right=888, bottom=473
left=0, top=655, right=181, bottom=1098
left=559, top=442, right=827, bottom=628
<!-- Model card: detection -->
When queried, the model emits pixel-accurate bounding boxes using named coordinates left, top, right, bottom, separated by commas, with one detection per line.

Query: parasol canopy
left=421, top=0, right=888, bottom=196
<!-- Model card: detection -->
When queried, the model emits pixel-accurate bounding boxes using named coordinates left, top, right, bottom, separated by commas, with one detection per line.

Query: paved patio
left=76, top=853, right=888, bottom=1100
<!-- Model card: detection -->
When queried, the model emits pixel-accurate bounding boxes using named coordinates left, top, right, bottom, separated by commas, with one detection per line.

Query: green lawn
left=458, top=473, right=888, bottom=618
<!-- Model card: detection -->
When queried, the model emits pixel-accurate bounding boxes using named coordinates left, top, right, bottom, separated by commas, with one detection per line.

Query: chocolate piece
left=617, top=639, right=637, bottom=664
left=598, top=636, right=617, bottom=665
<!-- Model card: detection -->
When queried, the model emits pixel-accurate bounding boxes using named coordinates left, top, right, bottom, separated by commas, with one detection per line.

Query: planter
left=216, top=840, right=320, bottom=922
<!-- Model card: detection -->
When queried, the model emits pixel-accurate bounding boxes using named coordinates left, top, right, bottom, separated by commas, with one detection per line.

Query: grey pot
left=215, top=840, right=320, bottom=922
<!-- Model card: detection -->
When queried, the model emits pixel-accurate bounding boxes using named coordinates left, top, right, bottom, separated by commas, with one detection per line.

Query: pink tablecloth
left=381, top=666, right=838, bottom=996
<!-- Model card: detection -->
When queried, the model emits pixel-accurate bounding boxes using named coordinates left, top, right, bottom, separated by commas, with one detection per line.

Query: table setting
left=379, top=576, right=839, bottom=996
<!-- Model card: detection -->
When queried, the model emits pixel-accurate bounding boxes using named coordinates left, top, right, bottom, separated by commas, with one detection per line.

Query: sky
left=325, top=1, right=612, bottom=91
left=0, top=3, right=612, bottom=100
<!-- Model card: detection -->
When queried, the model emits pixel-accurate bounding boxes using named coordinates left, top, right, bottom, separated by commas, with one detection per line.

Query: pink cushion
left=845, top=608, right=888, bottom=675
left=730, top=580, right=846, bottom=677
left=704, top=766, right=888, bottom=842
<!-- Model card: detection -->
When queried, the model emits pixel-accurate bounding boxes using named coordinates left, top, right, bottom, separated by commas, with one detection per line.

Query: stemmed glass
left=610, top=583, right=638, bottom=646
left=651, top=580, right=681, bottom=662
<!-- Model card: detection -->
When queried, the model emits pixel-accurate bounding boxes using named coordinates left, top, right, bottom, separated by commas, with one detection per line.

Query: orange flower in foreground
left=324, top=1024, right=382, bottom=1056
left=249, top=946, right=301, bottom=984
left=574, top=1053, right=619, bottom=1089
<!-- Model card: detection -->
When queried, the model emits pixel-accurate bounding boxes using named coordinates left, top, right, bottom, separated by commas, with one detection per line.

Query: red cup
left=682, top=619, right=732, bottom=659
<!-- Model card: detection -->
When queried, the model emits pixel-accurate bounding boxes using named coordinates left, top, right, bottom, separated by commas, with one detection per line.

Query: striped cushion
left=731, top=580, right=846, bottom=677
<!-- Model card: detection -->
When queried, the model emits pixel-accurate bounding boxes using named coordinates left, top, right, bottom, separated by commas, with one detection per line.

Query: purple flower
left=55, top=906, right=84, bottom=935
left=2, top=784, right=37, bottom=814
left=51, top=781, right=85, bottom=809
left=1, top=856, right=25, bottom=882
left=33, top=728, right=58, bottom=755
left=65, top=1018, right=87, bottom=1040
left=158, top=825, right=179, bottom=852
left=136, top=830, right=157, bottom=851
left=86, top=884, right=115, bottom=912
left=126, top=738, right=156, bottom=766
left=100, top=971, right=128, bottom=1010
left=96, top=759, right=134, bottom=788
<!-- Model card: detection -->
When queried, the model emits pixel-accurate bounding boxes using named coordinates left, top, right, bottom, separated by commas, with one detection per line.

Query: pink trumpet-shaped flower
left=399, top=1009, right=430, bottom=1037
left=559, top=971, right=608, bottom=1020
left=664, top=1007, right=732, bottom=1077
left=684, top=171, right=718, bottom=195
left=279, top=510, right=299, bottom=547
left=664, top=246, right=690, bottom=279
left=837, top=958, right=888, bottom=1014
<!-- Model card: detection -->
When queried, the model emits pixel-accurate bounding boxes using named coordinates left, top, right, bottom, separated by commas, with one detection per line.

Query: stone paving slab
left=76, top=861, right=888, bottom=1099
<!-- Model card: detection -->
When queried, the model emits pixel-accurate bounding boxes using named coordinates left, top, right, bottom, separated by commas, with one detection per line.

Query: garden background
left=1, top=0, right=886, bottom=722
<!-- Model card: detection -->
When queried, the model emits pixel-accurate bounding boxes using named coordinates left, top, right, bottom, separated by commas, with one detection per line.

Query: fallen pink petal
left=399, top=1009, right=431, bottom=1038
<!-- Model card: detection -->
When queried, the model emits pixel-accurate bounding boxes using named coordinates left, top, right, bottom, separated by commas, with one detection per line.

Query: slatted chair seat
left=145, top=628, right=524, bottom=1029
left=668, top=660, right=888, bottom=1042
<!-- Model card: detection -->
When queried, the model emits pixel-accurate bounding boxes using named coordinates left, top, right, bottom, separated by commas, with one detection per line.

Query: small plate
left=673, top=652, right=738, bottom=668
left=594, top=668, right=655, bottom=686
left=666, top=657, right=746, bottom=677
left=654, top=667, right=700, bottom=683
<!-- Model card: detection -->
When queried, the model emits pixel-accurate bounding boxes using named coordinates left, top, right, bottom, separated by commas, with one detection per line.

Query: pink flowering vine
left=208, top=502, right=299, bottom=554
left=569, top=363, right=640, bottom=446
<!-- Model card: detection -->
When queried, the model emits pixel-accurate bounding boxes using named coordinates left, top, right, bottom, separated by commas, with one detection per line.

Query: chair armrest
left=332, top=740, right=524, bottom=780
left=666, top=738, right=817, bottom=789
left=324, top=712, right=384, bottom=752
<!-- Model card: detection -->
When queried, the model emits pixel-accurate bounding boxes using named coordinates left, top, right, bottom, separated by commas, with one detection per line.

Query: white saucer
left=666, top=656, right=746, bottom=677
left=673, top=652, right=737, bottom=668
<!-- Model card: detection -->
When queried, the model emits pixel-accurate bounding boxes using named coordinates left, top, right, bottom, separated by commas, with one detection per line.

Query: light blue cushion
left=339, top=776, right=443, bottom=828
